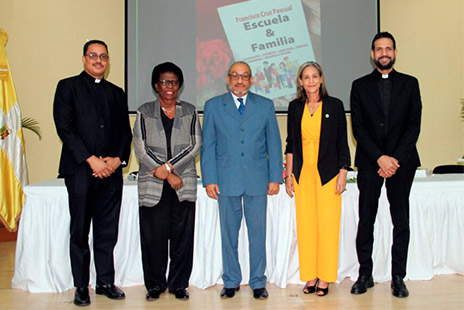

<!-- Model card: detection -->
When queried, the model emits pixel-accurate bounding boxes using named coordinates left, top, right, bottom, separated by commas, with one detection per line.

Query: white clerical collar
left=95, top=79, right=101, bottom=83
left=381, top=74, right=389, bottom=79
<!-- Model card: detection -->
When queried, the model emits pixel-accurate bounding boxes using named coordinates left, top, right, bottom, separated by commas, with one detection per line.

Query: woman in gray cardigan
left=133, top=62, right=202, bottom=301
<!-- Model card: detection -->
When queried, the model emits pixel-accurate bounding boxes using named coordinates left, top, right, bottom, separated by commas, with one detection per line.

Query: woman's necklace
left=306, top=101, right=321, bottom=115
left=161, top=104, right=176, bottom=119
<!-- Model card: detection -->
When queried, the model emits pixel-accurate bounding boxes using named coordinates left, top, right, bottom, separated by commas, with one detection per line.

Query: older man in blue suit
left=201, top=61, right=282, bottom=300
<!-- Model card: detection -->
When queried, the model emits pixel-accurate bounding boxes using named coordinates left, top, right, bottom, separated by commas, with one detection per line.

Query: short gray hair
left=227, top=61, right=252, bottom=76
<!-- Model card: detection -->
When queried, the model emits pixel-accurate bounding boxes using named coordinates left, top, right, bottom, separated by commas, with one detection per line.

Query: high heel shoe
left=316, top=284, right=329, bottom=297
left=303, top=279, right=318, bottom=294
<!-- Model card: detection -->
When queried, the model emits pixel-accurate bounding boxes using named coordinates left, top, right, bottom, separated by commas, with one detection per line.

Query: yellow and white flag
left=0, top=28, right=28, bottom=231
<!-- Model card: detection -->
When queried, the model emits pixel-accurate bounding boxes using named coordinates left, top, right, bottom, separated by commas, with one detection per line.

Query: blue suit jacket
left=201, top=92, right=282, bottom=196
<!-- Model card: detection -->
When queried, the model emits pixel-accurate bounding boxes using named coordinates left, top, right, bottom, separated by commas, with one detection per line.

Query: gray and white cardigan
left=133, top=100, right=202, bottom=207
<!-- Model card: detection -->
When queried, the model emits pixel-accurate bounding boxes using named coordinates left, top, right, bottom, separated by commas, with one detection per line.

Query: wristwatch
left=165, top=163, right=172, bottom=173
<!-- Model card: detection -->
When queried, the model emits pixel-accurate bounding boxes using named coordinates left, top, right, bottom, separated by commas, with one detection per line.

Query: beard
left=374, top=56, right=396, bottom=70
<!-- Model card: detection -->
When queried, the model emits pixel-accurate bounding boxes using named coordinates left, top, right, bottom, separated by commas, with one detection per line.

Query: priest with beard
left=349, top=32, right=422, bottom=298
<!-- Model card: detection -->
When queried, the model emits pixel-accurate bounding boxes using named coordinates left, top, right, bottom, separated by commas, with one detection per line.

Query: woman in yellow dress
left=285, top=62, right=350, bottom=296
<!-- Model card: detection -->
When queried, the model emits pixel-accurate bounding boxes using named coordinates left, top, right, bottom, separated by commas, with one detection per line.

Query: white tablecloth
left=12, top=175, right=464, bottom=293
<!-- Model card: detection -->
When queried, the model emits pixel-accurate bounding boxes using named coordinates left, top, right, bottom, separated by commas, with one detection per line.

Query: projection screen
left=126, top=0, right=379, bottom=112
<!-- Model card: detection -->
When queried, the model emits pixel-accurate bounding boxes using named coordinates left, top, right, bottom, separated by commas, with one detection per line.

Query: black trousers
left=355, top=167, right=416, bottom=278
left=139, top=183, right=195, bottom=291
left=64, top=167, right=123, bottom=287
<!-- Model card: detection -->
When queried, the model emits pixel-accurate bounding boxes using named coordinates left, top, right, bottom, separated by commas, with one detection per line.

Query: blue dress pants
left=218, top=194, right=267, bottom=289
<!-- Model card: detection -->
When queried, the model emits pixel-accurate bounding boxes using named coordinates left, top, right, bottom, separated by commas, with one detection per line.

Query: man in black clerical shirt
left=53, top=40, right=132, bottom=306
left=350, top=32, right=422, bottom=298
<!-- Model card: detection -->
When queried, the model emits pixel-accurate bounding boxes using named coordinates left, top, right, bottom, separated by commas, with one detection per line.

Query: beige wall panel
left=0, top=0, right=125, bottom=183
left=380, top=0, right=464, bottom=168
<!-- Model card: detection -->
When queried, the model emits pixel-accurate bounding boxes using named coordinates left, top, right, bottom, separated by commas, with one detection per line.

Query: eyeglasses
left=86, top=53, right=109, bottom=61
left=228, top=72, right=251, bottom=81
left=158, top=79, right=180, bottom=87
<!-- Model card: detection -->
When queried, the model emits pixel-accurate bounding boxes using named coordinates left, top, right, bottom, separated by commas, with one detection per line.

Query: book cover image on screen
left=127, top=0, right=377, bottom=113
left=196, top=0, right=320, bottom=111
left=217, top=0, right=316, bottom=107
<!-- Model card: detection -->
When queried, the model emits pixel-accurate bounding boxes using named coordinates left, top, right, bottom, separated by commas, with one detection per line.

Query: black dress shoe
left=220, top=286, right=240, bottom=298
left=146, top=287, right=161, bottom=300
left=74, top=287, right=90, bottom=307
left=391, top=275, right=409, bottom=298
left=169, top=288, right=189, bottom=300
left=95, top=284, right=126, bottom=300
left=253, top=287, right=269, bottom=300
left=351, top=275, right=374, bottom=295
